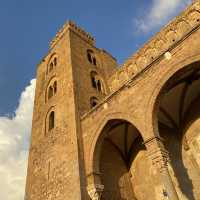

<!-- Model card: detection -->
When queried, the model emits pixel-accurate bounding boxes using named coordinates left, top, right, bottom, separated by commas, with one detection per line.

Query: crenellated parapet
left=50, top=20, right=95, bottom=49
left=109, top=1, right=200, bottom=91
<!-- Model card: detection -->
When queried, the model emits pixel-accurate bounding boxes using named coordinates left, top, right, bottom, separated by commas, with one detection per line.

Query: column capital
left=87, top=184, right=104, bottom=200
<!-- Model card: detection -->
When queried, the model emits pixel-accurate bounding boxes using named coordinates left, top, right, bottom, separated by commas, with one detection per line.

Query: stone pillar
left=144, top=136, right=179, bottom=200
left=87, top=184, right=104, bottom=200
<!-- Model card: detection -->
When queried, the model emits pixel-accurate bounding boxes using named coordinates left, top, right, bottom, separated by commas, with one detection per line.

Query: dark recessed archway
left=92, top=119, right=153, bottom=200
left=154, top=61, right=200, bottom=200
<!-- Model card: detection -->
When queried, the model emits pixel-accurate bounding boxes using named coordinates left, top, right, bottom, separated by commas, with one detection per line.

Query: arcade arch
left=153, top=61, right=200, bottom=200
left=88, top=119, right=154, bottom=200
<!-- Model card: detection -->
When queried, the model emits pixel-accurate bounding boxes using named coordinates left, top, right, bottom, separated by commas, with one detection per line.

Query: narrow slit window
left=87, top=52, right=92, bottom=63
left=90, top=97, right=98, bottom=108
left=53, top=81, right=57, bottom=94
left=49, top=111, right=55, bottom=131
left=87, top=50, right=97, bottom=66
left=97, top=80, right=101, bottom=92
left=48, top=86, right=54, bottom=99
left=93, top=57, right=96, bottom=66
left=49, top=62, right=54, bottom=72
left=91, top=71, right=98, bottom=89
left=92, top=77, right=97, bottom=88
left=54, top=57, right=57, bottom=66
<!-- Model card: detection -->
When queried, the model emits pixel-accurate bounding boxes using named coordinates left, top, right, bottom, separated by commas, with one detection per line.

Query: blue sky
left=0, top=0, right=192, bottom=199
left=0, top=0, right=191, bottom=115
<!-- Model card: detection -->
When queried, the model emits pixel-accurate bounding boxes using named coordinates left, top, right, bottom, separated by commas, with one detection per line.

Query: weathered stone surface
left=25, top=1, right=200, bottom=200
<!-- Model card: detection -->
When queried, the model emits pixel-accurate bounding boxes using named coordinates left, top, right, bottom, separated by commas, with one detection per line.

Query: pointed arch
left=47, top=53, right=58, bottom=74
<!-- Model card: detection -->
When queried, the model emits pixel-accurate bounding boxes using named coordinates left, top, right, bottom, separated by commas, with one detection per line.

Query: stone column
left=87, top=184, right=104, bottom=200
left=144, top=136, right=179, bottom=200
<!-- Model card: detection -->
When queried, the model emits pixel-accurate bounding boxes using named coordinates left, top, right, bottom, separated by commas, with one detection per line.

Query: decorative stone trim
left=50, top=20, right=95, bottom=49
left=87, top=184, right=104, bottom=200
left=109, top=1, right=200, bottom=91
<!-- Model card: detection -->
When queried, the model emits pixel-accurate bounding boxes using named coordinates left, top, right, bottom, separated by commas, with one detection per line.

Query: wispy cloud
left=134, top=0, right=192, bottom=33
left=0, top=79, right=36, bottom=200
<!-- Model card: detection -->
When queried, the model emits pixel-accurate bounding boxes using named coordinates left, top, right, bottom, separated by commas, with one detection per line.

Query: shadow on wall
left=159, top=126, right=195, bottom=200
left=99, top=136, right=146, bottom=200
left=100, top=140, right=134, bottom=200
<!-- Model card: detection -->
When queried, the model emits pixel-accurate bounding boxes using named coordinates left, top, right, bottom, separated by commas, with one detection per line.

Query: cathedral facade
left=25, top=1, right=200, bottom=200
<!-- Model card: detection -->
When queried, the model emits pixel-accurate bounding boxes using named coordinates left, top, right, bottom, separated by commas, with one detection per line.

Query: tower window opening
left=92, top=101, right=97, bottom=107
left=90, top=97, right=98, bottom=108
left=90, top=71, right=105, bottom=94
left=47, top=54, right=58, bottom=74
left=49, top=62, right=54, bottom=72
left=87, top=49, right=97, bottom=66
left=53, top=81, right=57, bottom=94
left=49, top=111, right=55, bottom=131
left=87, top=52, right=92, bottom=63
left=91, top=71, right=98, bottom=89
left=46, top=79, right=58, bottom=102
left=54, top=57, right=57, bottom=66
left=97, top=80, right=101, bottom=92
left=48, top=86, right=54, bottom=99
left=92, top=76, right=97, bottom=88
left=93, top=57, right=96, bottom=66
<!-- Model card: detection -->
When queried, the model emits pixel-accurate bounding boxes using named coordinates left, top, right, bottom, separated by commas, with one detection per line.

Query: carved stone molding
left=87, top=184, right=104, bottom=200
left=109, top=1, right=200, bottom=91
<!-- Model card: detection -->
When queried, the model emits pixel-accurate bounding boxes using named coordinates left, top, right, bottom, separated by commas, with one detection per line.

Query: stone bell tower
left=25, top=21, right=117, bottom=200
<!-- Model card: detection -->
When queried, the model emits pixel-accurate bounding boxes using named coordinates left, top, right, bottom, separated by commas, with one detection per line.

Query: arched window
left=90, top=97, right=98, bottom=108
left=91, top=76, right=96, bottom=88
left=54, top=57, right=57, bottom=66
left=90, top=71, right=105, bottom=94
left=49, top=111, right=55, bottom=131
left=46, top=79, right=58, bottom=101
left=87, top=49, right=97, bottom=66
left=53, top=81, right=57, bottom=94
left=49, top=62, right=54, bottom=72
left=48, top=86, right=54, bottom=99
left=91, top=71, right=98, bottom=89
left=97, top=80, right=101, bottom=92
left=93, top=57, right=96, bottom=66
left=47, top=54, right=58, bottom=74
left=87, top=51, right=92, bottom=63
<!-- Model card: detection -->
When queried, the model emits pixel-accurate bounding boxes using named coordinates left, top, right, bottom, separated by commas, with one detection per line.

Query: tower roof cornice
left=50, top=20, right=95, bottom=49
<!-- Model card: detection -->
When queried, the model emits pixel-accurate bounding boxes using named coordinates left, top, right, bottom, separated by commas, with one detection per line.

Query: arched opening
left=49, top=62, right=54, bottom=72
left=87, top=49, right=97, bottom=66
left=91, top=71, right=98, bottom=89
left=93, top=57, right=97, bottom=66
left=53, top=81, right=57, bottom=94
left=54, top=57, right=57, bottom=66
left=46, top=78, right=58, bottom=102
left=90, top=97, right=98, bottom=108
left=47, top=53, right=58, bottom=74
left=97, top=80, right=101, bottom=92
left=93, top=119, right=153, bottom=200
left=87, top=50, right=93, bottom=63
left=49, top=111, right=55, bottom=131
left=90, top=71, right=105, bottom=94
left=155, top=62, right=200, bottom=200
left=48, top=86, right=54, bottom=99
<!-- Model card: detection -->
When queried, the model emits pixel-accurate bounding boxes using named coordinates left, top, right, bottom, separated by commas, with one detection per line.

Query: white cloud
left=134, top=0, right=192, bottom=33
left=0, top=79, right=36, bottom=200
